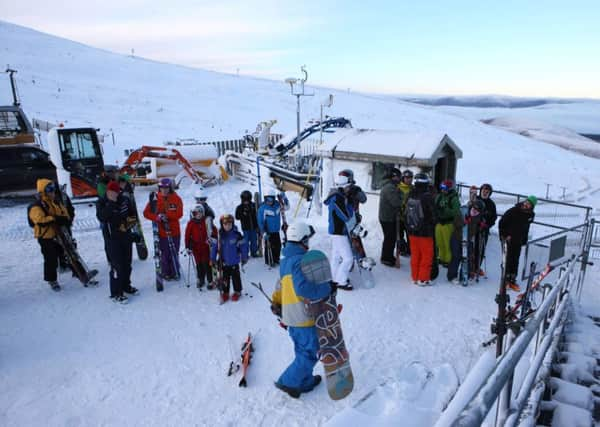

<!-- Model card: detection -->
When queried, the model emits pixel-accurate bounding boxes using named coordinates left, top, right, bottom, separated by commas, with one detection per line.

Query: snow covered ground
left=1, top=20, right=600, bottom=426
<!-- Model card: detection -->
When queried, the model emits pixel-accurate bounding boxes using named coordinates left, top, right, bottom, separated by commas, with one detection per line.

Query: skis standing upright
left=458, top=205, right=470, bottom=286
left=277, top=192, right=288, bottom=241
left=149, top=192, right=164, bottom=292
left=163, top=219, right=181, bottom=280
left=494, top=239, right=510, bottom=357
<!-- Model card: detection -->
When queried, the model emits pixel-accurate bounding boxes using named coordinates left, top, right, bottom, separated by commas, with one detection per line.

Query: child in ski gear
left=406, top=173, right=436, bottom=285
left=434, top=179, right=460, bottom=267
left=29, top=179, right=72, bottom=291
left=478, top=183, right=497, bottom=274
left=396, top=169, right=414, bottom=257
left=378, top=167, right=404, bottom=267
left=272, top=220, right=327, bottom=398
left=498, top=196, right=536, bottom=291
left=257, top=191, right=283, bottom=266
left=235, top=190, right=260, bottom=257
left=324, top=175, right=355, bottom=289
left=211, top=214, right=248, bottom=302
left=96, top=180, right=138, bottom=303
left=143, top=178, right=184, bottom=280
left=185, top=205, right=217, bottom=289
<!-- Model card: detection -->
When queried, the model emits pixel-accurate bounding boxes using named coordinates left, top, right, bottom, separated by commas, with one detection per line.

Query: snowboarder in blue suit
left=271, top=220, right=332, bottom=398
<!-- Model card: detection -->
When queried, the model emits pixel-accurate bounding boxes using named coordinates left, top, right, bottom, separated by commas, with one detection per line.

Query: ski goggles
left=44, top=183, right=56, bottom=193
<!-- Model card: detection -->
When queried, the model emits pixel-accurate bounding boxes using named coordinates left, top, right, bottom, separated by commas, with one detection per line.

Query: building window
left=371, top=162, right=395, bottom=190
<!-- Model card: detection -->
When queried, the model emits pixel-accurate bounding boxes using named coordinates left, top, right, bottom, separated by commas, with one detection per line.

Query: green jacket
left=435, top=190, right=460, bottom=224
left=378, top=179, right=403, bottom=223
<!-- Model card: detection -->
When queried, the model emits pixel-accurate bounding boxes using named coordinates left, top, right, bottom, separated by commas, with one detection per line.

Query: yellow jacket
left=29, top=179, right=71, bottom=239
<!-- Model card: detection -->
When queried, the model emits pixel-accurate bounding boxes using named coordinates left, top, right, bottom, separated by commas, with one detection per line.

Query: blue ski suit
left=272, top=242, right=331, bottom=392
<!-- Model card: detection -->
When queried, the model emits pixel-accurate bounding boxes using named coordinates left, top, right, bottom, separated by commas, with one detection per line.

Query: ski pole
left=186, top=251, right=192, bottom=287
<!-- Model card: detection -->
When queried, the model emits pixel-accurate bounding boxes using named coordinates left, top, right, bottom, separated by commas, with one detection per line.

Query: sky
left=3, top=0, right=600, bottom=98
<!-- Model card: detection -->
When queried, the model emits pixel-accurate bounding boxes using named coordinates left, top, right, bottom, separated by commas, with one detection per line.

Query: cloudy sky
left=3, top=0, right=599, bottom=98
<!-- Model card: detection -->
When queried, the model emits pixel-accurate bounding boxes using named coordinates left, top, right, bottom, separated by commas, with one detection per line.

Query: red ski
left=238, top=332, right=254, bottom=387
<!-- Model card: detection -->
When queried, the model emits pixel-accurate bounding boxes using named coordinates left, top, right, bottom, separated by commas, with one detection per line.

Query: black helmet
left=389, top=167, right=402, bottom=179
left=402, top=170, right=414, bottom=178
left=241, top=190, right=252, bottom=201
left=414, top=173, right=430, bottom=185
left=339, top=169, right=355, bottom=184
left=472, top=199, right=485, bottom=212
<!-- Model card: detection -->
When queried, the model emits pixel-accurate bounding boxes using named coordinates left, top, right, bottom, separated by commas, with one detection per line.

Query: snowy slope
left=2, top=20, right=600, bottom=202
left=1, top=20, right=600, bottom=427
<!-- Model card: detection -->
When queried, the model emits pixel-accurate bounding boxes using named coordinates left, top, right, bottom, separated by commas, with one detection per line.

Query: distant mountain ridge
left=399, top=95, right=574, bottom=108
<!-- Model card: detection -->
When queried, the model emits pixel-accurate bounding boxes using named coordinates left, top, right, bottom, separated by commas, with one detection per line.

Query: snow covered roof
left=316, top=128, right=462, bottom=166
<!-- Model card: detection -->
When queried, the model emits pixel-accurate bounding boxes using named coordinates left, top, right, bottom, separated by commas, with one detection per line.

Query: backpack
left=27, top=200, right=46, bottom=228
left=405, top=197, right=424, bottom=234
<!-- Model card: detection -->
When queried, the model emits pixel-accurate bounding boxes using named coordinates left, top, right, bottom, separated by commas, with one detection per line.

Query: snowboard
left=149, top=192, right=164, bottom=292
left=348, top=229, right=376, bottom=289
left=54, top=226, right=98, bottom=286
left=129, top=193, right=148, bottom=260
left=301, top=250, right=354, bottom=400
left=254, top=192, right=263, bottom=257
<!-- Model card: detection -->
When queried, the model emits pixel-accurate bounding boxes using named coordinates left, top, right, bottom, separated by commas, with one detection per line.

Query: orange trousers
left=409, top=236, right=434, bottom=282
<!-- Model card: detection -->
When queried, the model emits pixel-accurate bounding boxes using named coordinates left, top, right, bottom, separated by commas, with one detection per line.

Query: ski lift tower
left=284, top=66, right=313, bottom=155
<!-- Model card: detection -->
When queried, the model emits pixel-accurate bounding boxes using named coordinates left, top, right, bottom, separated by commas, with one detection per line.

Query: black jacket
left=498, top=202, right=534, bottom=245
left=235, top=202, right=258, bottom=231
left=346, top=184, right=367, bottom=212
left=407, top=184, right=436, bottom=237
left=96, top=194, right=134, bottom=240
left=480, top=197, right=497, bottom=229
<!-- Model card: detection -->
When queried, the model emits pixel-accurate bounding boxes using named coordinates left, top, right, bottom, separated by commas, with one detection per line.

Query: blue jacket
left=324, top=189, right=355, bottom=236
left=257, top=201, right=282, bottom=233
left=211, top=225, right=248, bottom=266
left=272, top=243, right=331, bottom=327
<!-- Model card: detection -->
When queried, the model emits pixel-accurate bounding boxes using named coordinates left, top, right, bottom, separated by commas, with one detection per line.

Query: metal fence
left=456, top=183, right=593, bottom=281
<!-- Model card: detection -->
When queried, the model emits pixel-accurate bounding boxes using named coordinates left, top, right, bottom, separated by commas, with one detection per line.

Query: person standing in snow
left=210, top=214, right=248, bottom=302
left=185, top=205, right=218, bottom=289
left=499, top=196, right=537, bottom=292
left=271, top=220, right=329, bottom=398
left=324, top=175, right=355, bottom=290
left=434, top=179, right=460, bottom=268
left=464, top=199, right=486, bottom=279
left=405, top=173, right=436, bottom=285
left=257, top=190, right=284, bottom=266
left=378, top=167, right=404, bottom=267
left=96, top=181, right=138, bottom=303
left=235, top=190, right=260, bottom=258
left=477, top=183, right=497, bottom=275
left=143, top=178, right=184, bottom=280
left=193, top=189, right=216, bottom=229
left=29, top=179, right=72, bottom=291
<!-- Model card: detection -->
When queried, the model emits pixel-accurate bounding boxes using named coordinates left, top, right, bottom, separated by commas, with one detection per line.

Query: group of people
left=377, top=167, right=537, bottom=291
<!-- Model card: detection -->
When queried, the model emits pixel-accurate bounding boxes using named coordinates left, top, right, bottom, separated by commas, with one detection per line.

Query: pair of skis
left=226, top=332, right=255, bottom=387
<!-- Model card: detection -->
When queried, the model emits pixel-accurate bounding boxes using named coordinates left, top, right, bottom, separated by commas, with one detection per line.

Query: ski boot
left=231, top=292, right=241, bottom=302
left=48, top=281, right=61, bottom=291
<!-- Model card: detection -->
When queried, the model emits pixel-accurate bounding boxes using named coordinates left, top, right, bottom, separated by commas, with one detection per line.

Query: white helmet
left=334, top=175, right=349, bottom=188
left=287, top=220, right=316, bottom=245
left=194, top=189, right=207, bottom=201
left=264, top=189, right=277, bottom=198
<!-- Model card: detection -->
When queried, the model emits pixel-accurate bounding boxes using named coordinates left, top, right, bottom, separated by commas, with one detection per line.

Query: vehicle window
left=0, top=111, right=23, bottom=136
left=58, top=130, right=100, bottom=160
left=19, top=148, right=48, bottom=163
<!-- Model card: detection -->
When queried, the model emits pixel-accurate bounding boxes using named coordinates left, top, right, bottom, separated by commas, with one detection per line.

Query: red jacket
left=143, top=192, right=184, bottom=238
left=184, top=219, right=217, bottom=263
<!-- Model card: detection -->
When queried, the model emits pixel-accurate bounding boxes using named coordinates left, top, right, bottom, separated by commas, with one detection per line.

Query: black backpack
left=405, top=197, right=424, bottom=234
left=27, top=200, right=46, bottom=228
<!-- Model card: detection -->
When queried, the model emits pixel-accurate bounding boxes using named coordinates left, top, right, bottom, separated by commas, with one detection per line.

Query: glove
left=356, top=213, right=362, bottom=223
left=281, top=223, right=288, bottom=233
left=156, top=213, right=167, bottom=223
left=270, top=303, right=282, bottom=318
left=54, top=215, right=70, bottom=226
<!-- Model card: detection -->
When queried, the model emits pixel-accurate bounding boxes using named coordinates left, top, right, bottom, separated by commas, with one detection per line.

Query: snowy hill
left=2, top=20, right=600, bottom=202
left=1, top=20, right=600, bottom=427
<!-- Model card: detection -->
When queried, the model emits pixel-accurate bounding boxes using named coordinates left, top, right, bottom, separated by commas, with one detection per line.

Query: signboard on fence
left=549, top=236, right=567, bottom=263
